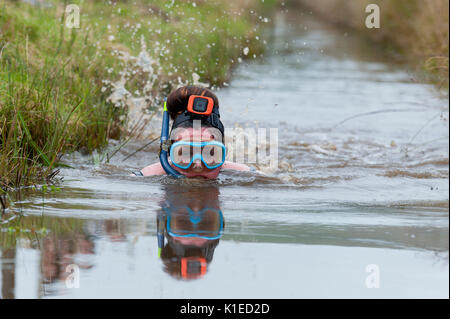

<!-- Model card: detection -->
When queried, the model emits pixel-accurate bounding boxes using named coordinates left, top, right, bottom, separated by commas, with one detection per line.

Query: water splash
left=105, top=35, right=210, bottom=138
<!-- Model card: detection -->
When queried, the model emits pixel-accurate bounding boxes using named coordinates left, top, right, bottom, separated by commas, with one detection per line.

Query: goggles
left=169, top=141, right=226, bottom=170
left=165, top=206, right=224, bottom=240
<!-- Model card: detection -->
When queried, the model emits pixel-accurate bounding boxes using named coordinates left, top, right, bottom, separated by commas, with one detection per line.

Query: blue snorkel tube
left=157, top=211, right=165, bottom=257
left=159, top=100, right=184, bottom=178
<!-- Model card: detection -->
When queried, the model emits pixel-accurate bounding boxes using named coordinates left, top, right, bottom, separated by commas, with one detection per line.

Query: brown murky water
left=1, top=11, right=448, bottom=298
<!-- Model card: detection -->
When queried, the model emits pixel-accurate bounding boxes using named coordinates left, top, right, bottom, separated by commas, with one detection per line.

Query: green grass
left=0, top=0, right=275, bottom=190
left=0, top=213, right=85, bottom=250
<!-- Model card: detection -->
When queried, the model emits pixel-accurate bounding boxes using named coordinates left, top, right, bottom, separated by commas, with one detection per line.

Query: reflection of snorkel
left=159, top=100, right=184, bottom=178
left=157, top=212, right=165, bottom=258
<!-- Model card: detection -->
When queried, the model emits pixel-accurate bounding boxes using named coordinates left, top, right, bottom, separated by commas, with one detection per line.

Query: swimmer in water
left=133, top=86, right=249, bottom=179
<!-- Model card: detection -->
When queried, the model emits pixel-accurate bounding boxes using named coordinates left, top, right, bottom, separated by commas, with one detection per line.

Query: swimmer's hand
left=140, top=163, right=166, bottom=176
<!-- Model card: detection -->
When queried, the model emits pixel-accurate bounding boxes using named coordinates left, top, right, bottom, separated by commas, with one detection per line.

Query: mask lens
left=202, top=144, right=224, bottom=167
left=186, top=260, right=202, bottom=273
left=193, top=98, right=208, bottom=113
left=171, top=142, right=225, bottom=170
left=171, top=144, right=192, bottom=168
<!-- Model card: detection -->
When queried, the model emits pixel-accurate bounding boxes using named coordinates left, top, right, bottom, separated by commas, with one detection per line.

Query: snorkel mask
left=165, top=206, right=224, bottom=240
left=170, top=141, right=226, bottom=170
left=159, top=96, right=226, bottom=177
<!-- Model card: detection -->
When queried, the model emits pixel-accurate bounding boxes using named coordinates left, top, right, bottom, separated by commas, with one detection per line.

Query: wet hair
left=166, top=86, right=219, bottom=120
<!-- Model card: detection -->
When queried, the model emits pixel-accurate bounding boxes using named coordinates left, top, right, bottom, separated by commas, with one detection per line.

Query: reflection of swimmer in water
left=157, top=186, right=224, bottom=280
left=133, top=86, right=249, bottom=179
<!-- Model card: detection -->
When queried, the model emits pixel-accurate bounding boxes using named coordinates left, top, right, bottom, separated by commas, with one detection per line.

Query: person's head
left=158, top=186, right=224, bottom=280
left=166, top=86, right=225, bottom=179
